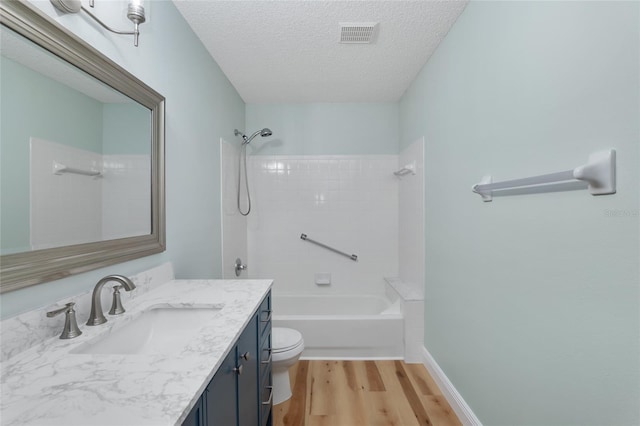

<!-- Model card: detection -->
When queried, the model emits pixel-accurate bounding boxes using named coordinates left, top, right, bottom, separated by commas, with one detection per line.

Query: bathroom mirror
left=0, top=0, right=165, bottom=293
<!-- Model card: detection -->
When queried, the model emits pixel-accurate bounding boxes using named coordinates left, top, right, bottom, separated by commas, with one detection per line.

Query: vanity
left=0, top=3, right=274, bottom=423
left=184, top=290, right=273, bottom=426
left=0, top=266, right=273, bottom=425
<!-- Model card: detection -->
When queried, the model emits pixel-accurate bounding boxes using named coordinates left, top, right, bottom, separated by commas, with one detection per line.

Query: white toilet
left=271, top=327, right=304, bottom=405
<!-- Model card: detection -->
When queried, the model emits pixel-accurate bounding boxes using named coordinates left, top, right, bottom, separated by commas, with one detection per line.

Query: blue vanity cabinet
left=183, top=396, right=204, bottom=426
left=183, top=290, right=272, bottom=426
left=205, top=344, right=240, bottom=426
left=258, top=292, right=273, bottom=426
left=237, top=314, right=259, bottom=426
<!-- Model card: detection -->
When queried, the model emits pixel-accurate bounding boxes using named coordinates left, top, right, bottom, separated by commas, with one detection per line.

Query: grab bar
left=300, top=233, right=358, bottom=262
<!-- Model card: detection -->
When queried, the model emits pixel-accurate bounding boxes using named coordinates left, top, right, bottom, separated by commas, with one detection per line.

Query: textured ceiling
left=173, top=1, right=468, bottom=103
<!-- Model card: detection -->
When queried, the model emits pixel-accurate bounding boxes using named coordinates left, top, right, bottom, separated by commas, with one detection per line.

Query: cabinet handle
left=233, top=365, right=243, bottom=375
left=261, top=348, right=272, bottom=365
left=262, top=386, right=273, bottom=406
left=241, top=352, right=250, bottom=361
left=261, top=310, right=272, bottom=323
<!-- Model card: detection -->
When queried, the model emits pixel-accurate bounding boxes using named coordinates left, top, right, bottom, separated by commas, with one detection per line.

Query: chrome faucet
left=87, top=275, right=136, bottom=326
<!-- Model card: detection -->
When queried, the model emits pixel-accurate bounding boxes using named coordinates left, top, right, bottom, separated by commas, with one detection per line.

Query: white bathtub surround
left=385, top=276, right=423, bottom=301
left=247, top=155, right=398, bottom=297
left=30, top=138, right=103, bottom=250
left=385, top=277, right=425, bottom=363
left=392, top=138, right=426, bottom=364
left=0, top=272, right=272, bottom=425
left=422, top=346, right=483, bottom=426
left=397, top=137, right=425, bottom=296
left=29, top=138, right=151, bottom=250
left=0, top=262, right=174, bottom=362
left=101, top=154, right=151, bottom=240
left=220, top=138, right=248, bottom=278
left=272, top=293, right=403, bottom=359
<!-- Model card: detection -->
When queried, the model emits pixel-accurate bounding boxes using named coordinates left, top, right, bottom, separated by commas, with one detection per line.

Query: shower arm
left=242, top=129, right=264, bottom=145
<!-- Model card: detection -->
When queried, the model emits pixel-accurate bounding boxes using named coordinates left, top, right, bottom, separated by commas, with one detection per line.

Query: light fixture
left=50, top=0, right=146, bottom=47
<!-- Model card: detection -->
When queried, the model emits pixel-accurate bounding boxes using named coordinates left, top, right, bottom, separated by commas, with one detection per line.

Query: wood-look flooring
left=273, top=360, right=461, bottom=426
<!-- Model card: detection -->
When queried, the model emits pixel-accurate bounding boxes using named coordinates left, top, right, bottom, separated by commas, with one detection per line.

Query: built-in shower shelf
left=394, top=162, right=416, bottom=177
left=52, top=161, right=102, bottom=178
left=384, top=277, right=424, bottom=301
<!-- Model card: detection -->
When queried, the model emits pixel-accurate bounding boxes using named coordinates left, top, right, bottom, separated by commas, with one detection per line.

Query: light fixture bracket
left=50, top=0, right=145, bottom=47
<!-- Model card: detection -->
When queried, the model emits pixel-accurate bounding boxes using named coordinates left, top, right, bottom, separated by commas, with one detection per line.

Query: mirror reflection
left=0, top=25, right=152, bottom=255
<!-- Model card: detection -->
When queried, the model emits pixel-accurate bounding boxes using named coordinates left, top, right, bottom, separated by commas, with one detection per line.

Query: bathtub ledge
left=384, top=277, right=424, bottom=301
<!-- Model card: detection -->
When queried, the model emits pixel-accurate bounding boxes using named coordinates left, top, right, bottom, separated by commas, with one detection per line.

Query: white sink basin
left=72, top=305, right=223, bottom=355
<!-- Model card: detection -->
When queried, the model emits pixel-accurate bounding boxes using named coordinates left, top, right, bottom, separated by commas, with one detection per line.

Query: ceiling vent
left=339, top=22, right=378, bottom=44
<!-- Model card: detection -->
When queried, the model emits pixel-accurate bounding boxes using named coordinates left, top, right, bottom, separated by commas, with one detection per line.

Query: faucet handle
left=234, top=258, right=247, bottom=277
left=108, top=285, right=126, bottom=315
left=46, top=302, right=82, bottom=339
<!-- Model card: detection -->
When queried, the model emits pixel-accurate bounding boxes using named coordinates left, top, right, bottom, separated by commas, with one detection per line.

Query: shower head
left=234, top=128, right=273, bottom=145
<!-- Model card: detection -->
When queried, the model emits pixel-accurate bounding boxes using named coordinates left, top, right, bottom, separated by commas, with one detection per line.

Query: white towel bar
left=472, top=149, right=616, bottom=202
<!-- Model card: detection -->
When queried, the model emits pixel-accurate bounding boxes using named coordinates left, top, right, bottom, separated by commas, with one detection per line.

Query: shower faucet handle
left=234, top=258, right=247, bottom=277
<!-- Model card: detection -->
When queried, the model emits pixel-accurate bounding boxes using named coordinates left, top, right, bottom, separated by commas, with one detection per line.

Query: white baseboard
left=421, top=346, right=482, bottom=426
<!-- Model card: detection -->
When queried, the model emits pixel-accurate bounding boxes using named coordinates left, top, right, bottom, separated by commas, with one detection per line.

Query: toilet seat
left=272, top=327, right=303, bottom=353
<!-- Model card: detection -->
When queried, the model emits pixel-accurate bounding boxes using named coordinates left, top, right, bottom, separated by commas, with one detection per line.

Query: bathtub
left=272, top=294, right=404, bottom=359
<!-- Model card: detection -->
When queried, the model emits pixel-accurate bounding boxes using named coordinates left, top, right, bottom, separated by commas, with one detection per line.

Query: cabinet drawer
left=260, top=368, right=273, bottom=426
left=259, top=332, right=271, bottom=379
left=258, top=292, right=271, bottom=339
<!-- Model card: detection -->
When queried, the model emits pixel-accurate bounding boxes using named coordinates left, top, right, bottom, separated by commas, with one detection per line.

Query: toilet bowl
left=271, top=327, right=304, bottom=405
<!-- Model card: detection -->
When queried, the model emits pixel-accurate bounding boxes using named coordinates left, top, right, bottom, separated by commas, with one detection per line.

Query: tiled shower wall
left=30, top=138, right=103, bottom=250
left=247, top=155, right=398, bottom=296
left=102, top=154, right=150, bottom=240
left=30, top=138, right=150, bottom=249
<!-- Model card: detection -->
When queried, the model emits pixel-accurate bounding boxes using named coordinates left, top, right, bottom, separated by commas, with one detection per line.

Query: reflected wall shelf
left=52, top=161, right=102, bottom=178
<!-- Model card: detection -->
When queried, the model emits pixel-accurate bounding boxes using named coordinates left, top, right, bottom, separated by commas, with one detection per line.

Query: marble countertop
left=1, top=278, right=272, bottom=426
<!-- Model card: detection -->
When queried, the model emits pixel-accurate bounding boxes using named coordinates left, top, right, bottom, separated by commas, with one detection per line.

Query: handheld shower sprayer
left=233, top=128, right=273, bottom=215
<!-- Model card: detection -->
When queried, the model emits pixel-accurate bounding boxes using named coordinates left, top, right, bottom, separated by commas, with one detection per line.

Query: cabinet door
left=237, top=315, right=259, bottom=426
left=206, top=346, right=238, bottom=426
left=182, top=396, right=204, bottom=426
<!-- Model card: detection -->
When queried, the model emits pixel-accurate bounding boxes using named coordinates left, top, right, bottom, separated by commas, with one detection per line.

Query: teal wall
left=246, top=103, right=399, bottom=155
left=1, top=0, right=245, bottom=317
left=102, top=103, right=151, bottom=155
left=0, top=56, right=103, bottom=254
left=400, top=1, right=639, bottom=425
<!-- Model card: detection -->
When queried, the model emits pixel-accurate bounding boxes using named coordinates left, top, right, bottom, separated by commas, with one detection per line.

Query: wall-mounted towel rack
left=52, top=161, right=102, bottom=178
left=300, top=233, right=358, bottom=261
left=394, top=162, right=415, bottom=177
left=472, top=149, right=616, bottom=202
